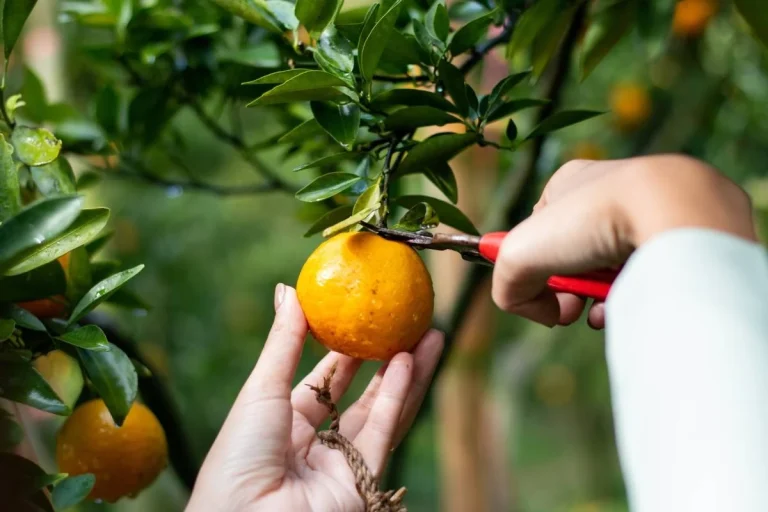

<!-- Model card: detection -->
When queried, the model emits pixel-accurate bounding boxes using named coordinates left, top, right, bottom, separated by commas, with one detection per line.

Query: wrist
left=622, top=155, right=756, bottom=247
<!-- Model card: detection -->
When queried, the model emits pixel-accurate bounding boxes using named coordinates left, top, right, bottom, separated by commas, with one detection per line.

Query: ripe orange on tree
left=16, top=252, right=71, bottom=318
left=297, top=232, right=434, bottom=360
left=673, top=0, right=717, bottom=37
left=610, top=82, right=652, bottom=132
left=56, top=399, right=168, bottom=503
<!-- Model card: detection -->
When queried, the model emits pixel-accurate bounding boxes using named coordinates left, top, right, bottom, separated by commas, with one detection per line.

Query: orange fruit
left=610, top=82, right=652, bottom=132
left=56, top=400, right=168, bottom=503
left=296, top=232, right=434, bottom=360
left=568, top=142, right=606, bottom=161
left=16, top=254, right=71, bottom=318
left=673, top=0, right=717, bottom=37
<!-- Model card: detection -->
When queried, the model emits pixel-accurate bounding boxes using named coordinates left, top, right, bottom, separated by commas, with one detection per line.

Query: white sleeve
left=606, top=228, right=768, bottom=512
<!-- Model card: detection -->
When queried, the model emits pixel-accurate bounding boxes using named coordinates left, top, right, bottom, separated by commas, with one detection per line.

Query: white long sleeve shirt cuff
left=606, top=228, right=768, bottom=512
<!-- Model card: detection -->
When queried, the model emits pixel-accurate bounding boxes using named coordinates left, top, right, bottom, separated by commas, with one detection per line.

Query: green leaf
left=0, top=409, right=23, bottom=450
left=10, top=126, right=62, bottom=167
left=486, top=98, right=549, bottom=123
left=3, top=0, right=38, bottom=62
left=735, top=0, right=768, bottom=49
left=487, top=71, right=532, bottom=112
left=378, top=32, right=423, bottom=74
left=266, top=0, right=299, bottom=30
left=20, top=66, right=47, bottom=123
left=359, top=0, right=404, bottom=82
left=315, top=26, right=355, bottom=76
left=311, top=102, right=360, bottom=149
left=51, top=474, right=96, bottom=510
left=506, top=119, right=518, bottom=141
left=64, top=247, right=92, bottom=305
left=30, top=157, right=77, bottom=197
left=370, top=89, right=459, bottom=114
left=531, top=6, right=576, bottom=78
left=304, top=205, right=354, bottom=237
left=322, top=206, right=379, bottom=237
left=421, top=161, right=458, bottom=203
left=384, top=106, right=461, bottom=131
left=67, top=265, right=144, bottom=326
left=247, top=70, right=352, bottom=106
left=506, top=0, right=560, bottom=63
left=526, top=110, right=604, bottom=140
left=414, top=19, right=443, bottom=63
left=57, top=325, right=110, bottom=351
left=0, top=360, right=70, bottom=415
left=0, top=195, right=82, bottom=273
left=580, top=0, right=637, bottom=80
left=4, top=208, right=109, bottom=276
left=353, top=177, right=382, bottom=215
left=95, top=84, right=120, bottom=135
left=295, top=0, right=342, bottom=34
left=0, top=319, right=15, bottom=341
left=394, top=202, right=439, bottom=231
left=357, top=3, right=380, bottom=50
left=295, top=172, right=362, bottom=202
left=131, top=358, right=152, bottom=377
left=294, top=151, right=361, bottom=171
left=77, top=343, right=137, bottom=425
left=438, top=60, right=469, bottom=117
left=426, top=0, right=450, bottom=42
left=397, top=132, right=477, bottom=175
left=85, top=230, right=113, bottom=255
left=0, top=260, right=66, bottom=302
left=76, top=171, right=102, bottom=190
left=278, top=118, right=324, bottom=144
left=3, top=304, right=45, bottom=331
left=243, top=69, right=309, bottom=85
left=394, top=195, right=478, bottom=234
left=0, top=134, right=20, bottom=222
left=448, top=9, right=496, bottom=55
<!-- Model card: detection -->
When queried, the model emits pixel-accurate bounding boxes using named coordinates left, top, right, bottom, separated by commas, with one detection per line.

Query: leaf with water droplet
left=11, top=127, right=62, bottom=167
left=67, top=265, right=144, bottom=326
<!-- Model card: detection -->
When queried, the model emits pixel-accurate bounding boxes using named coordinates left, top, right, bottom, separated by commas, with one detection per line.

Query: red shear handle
left=478, top=232, right=618, bottom=301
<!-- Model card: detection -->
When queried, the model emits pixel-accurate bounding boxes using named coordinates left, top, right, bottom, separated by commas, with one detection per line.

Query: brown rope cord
left=307, top=364, right=407, bottom=512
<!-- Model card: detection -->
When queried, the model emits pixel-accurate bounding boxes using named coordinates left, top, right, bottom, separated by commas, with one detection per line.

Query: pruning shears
left=360, top=222, right=618, bottom=301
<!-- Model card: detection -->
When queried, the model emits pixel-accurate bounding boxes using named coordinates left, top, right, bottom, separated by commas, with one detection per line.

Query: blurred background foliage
left=10, top=0, right=768, bottom=510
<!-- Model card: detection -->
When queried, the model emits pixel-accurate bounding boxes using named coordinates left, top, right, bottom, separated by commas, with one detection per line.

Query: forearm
left=606, top=228, right=768, bottom=511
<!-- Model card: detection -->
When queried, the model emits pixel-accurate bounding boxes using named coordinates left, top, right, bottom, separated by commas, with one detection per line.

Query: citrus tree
left=2, top=0, right=767, bottom=509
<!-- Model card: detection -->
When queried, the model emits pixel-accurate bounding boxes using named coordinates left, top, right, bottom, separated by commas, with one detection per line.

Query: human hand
left=186, top=284, right=444, bottom=512
left=491, top=155, right=756, bottom=329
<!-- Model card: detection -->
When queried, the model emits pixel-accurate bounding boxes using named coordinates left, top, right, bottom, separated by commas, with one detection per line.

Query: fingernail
left=274, top=283, right=286, bottom=311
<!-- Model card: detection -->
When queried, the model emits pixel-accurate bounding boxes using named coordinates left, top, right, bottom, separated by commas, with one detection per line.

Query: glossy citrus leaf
left=426, top=0, right=450, bottom=42
left=448, top=9, right=495, bottom=55
left=526, top=110, right=604, bottom=140
left=51, top=474, right=96, bottom=510
left=322, top=205, right=379, bottom=237
left=296, top=172, right=362, bottom=202
left=0, top=195, right=82, bottom=273
left=397, top=132, right=477, bottom=176
left=315, top=26, right=355, bottom=76
left=304, top=205, right=353, bottom=237
left=311, top=101, right=360, bottom=149
left=30, top=157, right=77, bottom=197
left=0, top=360, right=70, bottom=415
left=384, top=106, right=461, bottom=132
left=77, top=343, right=137, bottom=425
left=11, top=126, right=62, bottom=166
left=370, top=88, right=459, bottom=113
left=67, top=265, right=145, bottom=326
left=394, top=195, right=478, bottom=234
left=295, top=0, right=342, bottom=34
left=3, top=0, right=38, bottom=61
left=3, top=304, right=45, bottom=331
left=294, top=151, right=361, bottom=171
left=266, top=0, right=299, bottom=30
left=359, top=0, right=404, bottom=82
left=243, top=69, right=309, bottom=85
left=247, top=70, right=352, bottom=106
left=0, top=134, right=20, bottom=222
left=394, top=202, right=439, bottom=231
left=486, top=98, right=549, bottom=123
left=438, top=60, right=469, bottom=117
left=4, top=208, right=109, bottom=276
left=57, top=325, right=110, bottom=351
